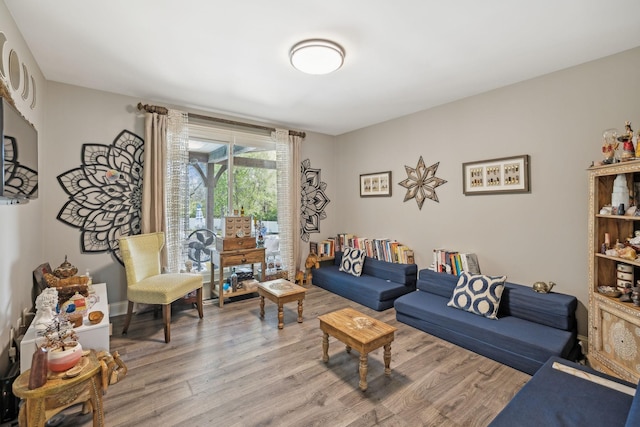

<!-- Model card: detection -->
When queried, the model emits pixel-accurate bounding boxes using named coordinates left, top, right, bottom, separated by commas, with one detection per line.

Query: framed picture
left=360, top=171, right=392, bottom=197
left=462, top=155, right=530, bottom=195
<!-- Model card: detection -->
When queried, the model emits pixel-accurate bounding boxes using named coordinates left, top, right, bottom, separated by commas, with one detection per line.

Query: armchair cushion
left=127, top=273, right=202, bottom=304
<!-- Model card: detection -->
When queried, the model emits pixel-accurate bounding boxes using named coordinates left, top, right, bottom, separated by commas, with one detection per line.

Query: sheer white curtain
left=274, top=129, right=302, bottom=279
left=165, top=110, right=189, bottom=273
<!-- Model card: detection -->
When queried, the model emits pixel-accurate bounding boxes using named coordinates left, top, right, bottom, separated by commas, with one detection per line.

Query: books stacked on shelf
left=432, top=249, right=480, bottom=275
left=333, top=233, right=415, bottom=264
left=310, top=239, right=336, bottom=258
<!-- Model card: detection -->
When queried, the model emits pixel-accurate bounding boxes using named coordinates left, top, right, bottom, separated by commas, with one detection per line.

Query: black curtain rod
left=137, top=103, right=306, bottom=138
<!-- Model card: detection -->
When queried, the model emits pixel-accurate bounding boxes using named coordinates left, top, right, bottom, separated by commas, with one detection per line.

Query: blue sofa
left=394, top=269, right=581, bottom=375
left=490, top=356, right=639, bottom=426
left=312, top=251, right=417, bottom=311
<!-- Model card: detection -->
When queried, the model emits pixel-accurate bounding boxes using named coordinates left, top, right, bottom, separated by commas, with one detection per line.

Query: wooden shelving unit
left=588, top=159, right=640, bottom=383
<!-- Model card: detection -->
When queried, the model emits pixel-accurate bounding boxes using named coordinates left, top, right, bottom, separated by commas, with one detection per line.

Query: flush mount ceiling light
left=289, top=39, right=345, bottom=75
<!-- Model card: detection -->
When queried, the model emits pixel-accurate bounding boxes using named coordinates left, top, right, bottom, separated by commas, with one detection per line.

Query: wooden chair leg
left=196, top=287, right=204, bottom=319
left=122, top=301, right=134, bottom=335
left=162, top=304, right=171, bottom=343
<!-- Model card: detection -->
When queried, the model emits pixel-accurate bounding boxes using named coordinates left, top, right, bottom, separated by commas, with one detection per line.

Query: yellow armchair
left=119, top=232, right=203, bottom=343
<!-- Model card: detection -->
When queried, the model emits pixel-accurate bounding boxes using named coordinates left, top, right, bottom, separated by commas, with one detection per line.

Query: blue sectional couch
left=490, top=356, right=639, bottom=426
left=312, top=251, right=417, bottom=311
left=394, top=269, right=581, bottom=375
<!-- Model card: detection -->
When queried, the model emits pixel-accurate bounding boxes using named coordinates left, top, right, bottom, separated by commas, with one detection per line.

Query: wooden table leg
left=89, top=374, right=105, bottom=426
left=359, top=353, right=369, bottom=391
left=25, top=397, right=46, bottom=426
left=297, top=298, right=304, bottom=323
left=259, top=295, right=265, bottom=319
left=322, top=332, right=329, bottom=362
left=277, top=303, right=284, bottom=329
left=383, top=343, right=392, bottom=375
left=218, top=277, right=224, bottom=308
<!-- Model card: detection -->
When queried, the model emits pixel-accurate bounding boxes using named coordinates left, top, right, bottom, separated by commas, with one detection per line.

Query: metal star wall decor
left=398, top=156, right=447, bottom=209
left=300, top=158, right=330, bottom=242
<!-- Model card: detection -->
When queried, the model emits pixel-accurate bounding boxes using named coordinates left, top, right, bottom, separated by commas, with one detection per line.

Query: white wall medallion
left=8, top=49, right=20, bottom=91
left=398, top=156, right=447, bottom=209
left=56, top=130, right=144, bottom=264
left=300, top=158, right=330, bottom=242
left=0, top=32, right=7, bottom=79
left=0, top=32, right=37, bottom=109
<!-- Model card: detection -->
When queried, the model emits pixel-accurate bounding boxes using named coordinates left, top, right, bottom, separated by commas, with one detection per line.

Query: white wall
left=330, top=47, right=640, bottom=337
left=0, top=2, right=46, bottom=375
left=42, top=83, right=144, bottom=306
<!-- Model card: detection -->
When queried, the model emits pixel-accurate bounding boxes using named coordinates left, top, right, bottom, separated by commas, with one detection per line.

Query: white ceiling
left=5, top=0, right=640, bottom=136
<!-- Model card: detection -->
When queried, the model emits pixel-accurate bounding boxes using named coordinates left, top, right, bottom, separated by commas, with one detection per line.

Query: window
left=185, top=122, right=281, bottom=273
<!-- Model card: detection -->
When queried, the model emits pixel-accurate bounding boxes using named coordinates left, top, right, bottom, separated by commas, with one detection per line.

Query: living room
left=1, top=2, right=640, bottom=426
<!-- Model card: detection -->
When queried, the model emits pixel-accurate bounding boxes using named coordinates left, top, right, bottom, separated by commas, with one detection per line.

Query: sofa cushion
left=489, top=356, right=635, bottom=427
left=335, top=252, right=418, bottom=286
left=394, top=291, right=577, bottom=369
left=626, top=383, right=640, bottom=426
left=339, top=247, right=366, bottom=277
left=313, top=264, right=415, bottom=311
left=417, top=269, right=577, bottom=331
left=447, top=272, right=506, bottom=319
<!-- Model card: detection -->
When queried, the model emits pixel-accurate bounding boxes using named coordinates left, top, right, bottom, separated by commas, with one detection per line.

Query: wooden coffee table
left=257, top=279, right=306, bottom=329
left=318, top=307, right=397, bottom=391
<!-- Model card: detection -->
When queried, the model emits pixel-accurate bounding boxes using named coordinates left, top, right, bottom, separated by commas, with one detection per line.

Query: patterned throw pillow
left=339, top=247, right=366, bottom=277
left=447, top=272, right=507, bottom=319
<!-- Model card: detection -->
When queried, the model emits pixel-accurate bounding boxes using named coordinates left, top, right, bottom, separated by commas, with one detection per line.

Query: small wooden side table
left=318, top=307, right=397, bottom=391
left=211, top=246, right=266, bottom=307
left=12, top=350, right=104, bottom=427
left=257, top=279, right=306, bottom=329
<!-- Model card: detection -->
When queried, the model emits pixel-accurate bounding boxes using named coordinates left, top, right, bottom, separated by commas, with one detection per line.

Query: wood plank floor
left=58, top=286, right=530, bottom=427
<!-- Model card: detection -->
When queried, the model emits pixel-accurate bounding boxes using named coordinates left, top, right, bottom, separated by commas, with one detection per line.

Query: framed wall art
left=462, top=155, right=530, bottom=195
left=360, top=171, right=392, bottom=197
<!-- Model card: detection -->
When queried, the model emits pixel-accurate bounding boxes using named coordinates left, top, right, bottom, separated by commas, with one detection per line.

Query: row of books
left=431, top=249, right=481, bottom=275
left=309, top=239, right=336, bottom=258
left=328, top=233, right=414, bottom=264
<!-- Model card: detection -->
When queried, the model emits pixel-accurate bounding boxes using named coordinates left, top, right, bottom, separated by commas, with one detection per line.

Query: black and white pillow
left=339, top=247, right=366, bottom=277
left=447, top=272, right=506, bottom=319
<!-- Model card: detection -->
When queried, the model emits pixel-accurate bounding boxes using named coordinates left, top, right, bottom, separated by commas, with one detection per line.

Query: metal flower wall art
left=300, top=159, right=330, bottom=242
left=398, top=156, right=447, bottom=209
left=57, top=130, right=144, bottom=264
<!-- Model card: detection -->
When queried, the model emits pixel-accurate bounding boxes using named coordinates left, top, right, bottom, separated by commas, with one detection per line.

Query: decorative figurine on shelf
left=619, top=246, right=637, bottom=261
left=532, top=281, right=555, bottom=293
left=53, top=255, right=78, bottom=279
left=618, top=121, right=635, bottom=161
left=33, top=287, right=58, bottom=331
left=303, top=252, right=320, bottom=286
left=602, top=128, right=619, bottom=164
left=611, top=174, right=630, bottom=214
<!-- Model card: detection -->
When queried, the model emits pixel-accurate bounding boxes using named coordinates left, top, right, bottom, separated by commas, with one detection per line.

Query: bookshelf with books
left=309, top=238, right=336, bottom=260
left=431, top=249, right=480, bottom=275
left=332, top=233, right=415, bottom=264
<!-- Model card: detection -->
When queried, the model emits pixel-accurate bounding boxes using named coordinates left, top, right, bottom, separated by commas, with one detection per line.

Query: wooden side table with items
left=211, top=236, right=265, bottom=307
left=12, top=350, right=104, bottom=427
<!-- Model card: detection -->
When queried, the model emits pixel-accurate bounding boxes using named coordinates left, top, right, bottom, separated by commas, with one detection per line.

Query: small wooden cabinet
left=211, top=246, right=265, bottom=307
left=588, top=160, right=640, bottom=383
